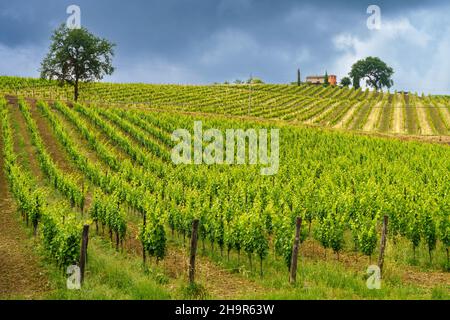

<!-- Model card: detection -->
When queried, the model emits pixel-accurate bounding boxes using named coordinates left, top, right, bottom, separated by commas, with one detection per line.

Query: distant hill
left=1, top=76, right=449, bottom=136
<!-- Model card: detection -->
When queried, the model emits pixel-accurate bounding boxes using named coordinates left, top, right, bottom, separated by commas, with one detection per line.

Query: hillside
left=0, top=93, right=449, bottom=299
left=1, top=76, right=449, bottom=137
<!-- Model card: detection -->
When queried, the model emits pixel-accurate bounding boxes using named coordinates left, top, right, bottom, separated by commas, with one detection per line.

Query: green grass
left=43, top=236, right=171, bottom=300
left=218, top=252, right=447, bottom=300
left=8, top=209, right=450, bottom=301
left=186, top=231, right=449, bottom=300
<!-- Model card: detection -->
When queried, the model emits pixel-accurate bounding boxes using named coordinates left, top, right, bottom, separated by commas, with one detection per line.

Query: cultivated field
left=1, top=76, right=449, bottom=138
left=0, top=76, right=449, bottom=300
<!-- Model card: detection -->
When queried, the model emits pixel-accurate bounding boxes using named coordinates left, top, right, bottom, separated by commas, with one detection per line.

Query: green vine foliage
left=1, top=99, right=82, bottom=268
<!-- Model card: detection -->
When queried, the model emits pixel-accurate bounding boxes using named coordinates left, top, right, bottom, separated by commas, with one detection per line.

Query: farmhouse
left=306, top=74, right=337, bottom=86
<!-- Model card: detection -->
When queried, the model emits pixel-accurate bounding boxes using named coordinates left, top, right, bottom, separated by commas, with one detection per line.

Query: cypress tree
left=324, top=71, right=329, bottom=86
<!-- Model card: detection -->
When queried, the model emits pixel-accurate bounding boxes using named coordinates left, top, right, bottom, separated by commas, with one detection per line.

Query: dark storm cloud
left=0, top=0, right=449, bottom=93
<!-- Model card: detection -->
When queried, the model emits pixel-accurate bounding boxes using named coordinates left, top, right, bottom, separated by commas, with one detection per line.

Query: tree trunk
left=74, top=79, right=79, bottom=102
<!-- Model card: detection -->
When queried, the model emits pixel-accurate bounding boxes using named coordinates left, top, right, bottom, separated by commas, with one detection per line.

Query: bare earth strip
left=0, top=193, right=49, bottom=299
left=363, top=101, right=383, bottom=131
left=391, top=101, right=405, bottom=134
left=415, top=101, right=434, bottom=135
left=437, top=103, right=450, bottom=131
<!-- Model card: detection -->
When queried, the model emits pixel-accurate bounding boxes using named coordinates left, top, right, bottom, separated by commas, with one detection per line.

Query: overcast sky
left=0, top=0, right=449, bottom=94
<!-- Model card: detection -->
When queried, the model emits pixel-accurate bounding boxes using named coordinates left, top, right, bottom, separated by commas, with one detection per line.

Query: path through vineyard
left=333, top=103, right=358, bottom=129
left=416, top=101, right=434, bottom=135
left=363, top=101, right=383, bottom=131
left=0, top=102, right=49, bottom=298
left=392, top=100, right=405, bottom=134
left=438, top=103, right=450, bottom=130
left=119, top=223, right=263, bottom=299
left=163, top=245, right=265, bottom=298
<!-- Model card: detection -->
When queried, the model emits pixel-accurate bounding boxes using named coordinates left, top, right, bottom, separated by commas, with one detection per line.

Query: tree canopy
left=349, top=57, right=394, bottom=91
left=40, top=24, right=115, bottom=101
left=247, top=77, right=264, bottom=84
left=340, top=77, right=352, bottom=87
left=324, top=71, right=329, bottom=86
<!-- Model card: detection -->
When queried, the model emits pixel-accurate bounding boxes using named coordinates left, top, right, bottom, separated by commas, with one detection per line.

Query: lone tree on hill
left=349, top=57, right=394, bottom=91
left=40, top=24, right=115, bottom=101
left=297, top=69, right=301, bottom=86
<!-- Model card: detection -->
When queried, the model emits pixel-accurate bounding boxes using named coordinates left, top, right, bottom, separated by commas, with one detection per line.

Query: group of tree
left=219, top=78, right=265, bottom=85
left=340, top=56, right=394, bottom=90
left=234, top=77, right=264, bottom=84
left=295, top=57, right=394, bottom=91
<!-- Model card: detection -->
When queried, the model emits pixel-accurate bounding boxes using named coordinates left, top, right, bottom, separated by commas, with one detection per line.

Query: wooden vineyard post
left=79, top=224, right=90, bottom=285
left=142, top=213, right=147, bottom=268
left=378, top=215, right=388, bottom=278
left=289, top=217, right=302, bottom=284
left=81, top=182, right=85, bottom=216
left=189, top=219, right=200, bottom=284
